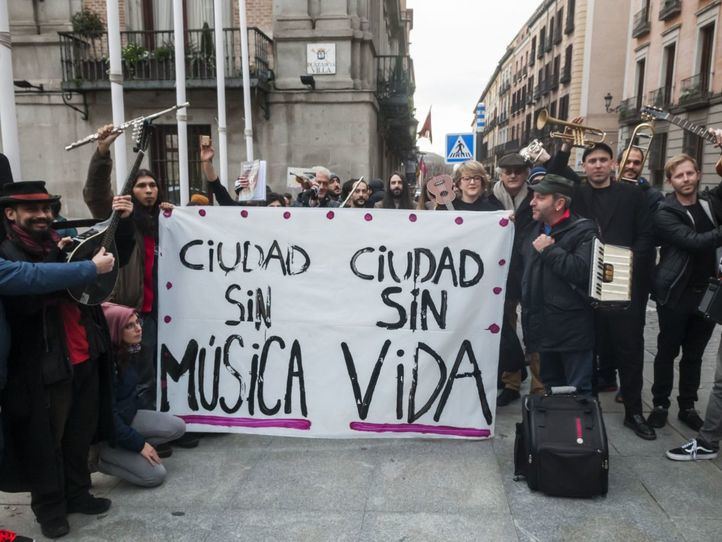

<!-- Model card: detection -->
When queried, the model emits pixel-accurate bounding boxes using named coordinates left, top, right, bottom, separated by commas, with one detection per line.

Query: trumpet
left=519, top=139, right=547, bottom=164
left=618, top=122, right=654, bottom=184
left=64, top=102, right=190, bottom=151
left=536, top=109, right=606, bottom=148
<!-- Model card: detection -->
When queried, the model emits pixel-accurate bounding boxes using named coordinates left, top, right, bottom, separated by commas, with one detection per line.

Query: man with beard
left=83, top=126, right=173, bottom=418
left=521, top=174, right=597, bottom=395
left=341, top=179, right=369, bottom=208
left=294, top=166, right=340, bottom=208
left=650, top=154, right=722, bottom=433
left=573, top=142, right=656, bottom=440
left=0, top=181, right=133, bottom=538
left=376, top=172, right=413, bottom=209
left=328, top=174, right=342, bottom=203
left=619, top=146, right=664, bottom=211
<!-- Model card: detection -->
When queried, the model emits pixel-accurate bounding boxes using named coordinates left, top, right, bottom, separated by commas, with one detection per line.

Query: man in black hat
left=0, top=181, right=134, bottom=538
left=520, top=174, right=597, bottom=395
left=573, top=142, right=656, bottom=440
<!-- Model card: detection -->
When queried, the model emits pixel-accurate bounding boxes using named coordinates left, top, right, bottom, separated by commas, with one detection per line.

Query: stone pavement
left=2, top=310, right=721, bottom=541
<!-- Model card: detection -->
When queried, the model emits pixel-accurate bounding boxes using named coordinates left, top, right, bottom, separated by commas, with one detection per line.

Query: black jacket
left=111, top=360, right=145, bottom=453
left=653, top=193, right=722, bottom=307
left=506, top=191, right=535, bottom=302
left=572, top=181, right=655, bottom=300
left=544, top=149, right=581, bottom=185
left=521, top=214, right=597, bottom=353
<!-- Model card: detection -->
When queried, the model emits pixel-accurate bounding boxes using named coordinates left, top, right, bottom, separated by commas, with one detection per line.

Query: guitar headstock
left=640, top=105, right=669, bottom=122
left=426, top=175, right=456, bottom=206
left=131, top=120, right=153, bottom=153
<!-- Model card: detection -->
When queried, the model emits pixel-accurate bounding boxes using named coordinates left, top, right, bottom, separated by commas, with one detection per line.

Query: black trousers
left=31, top=358, right=99, bottom=523
left=594, top=300, right=645, bottom=417
left=136, top=311, right=158, bottom=410
left=653, top=289, right=716, bottom=410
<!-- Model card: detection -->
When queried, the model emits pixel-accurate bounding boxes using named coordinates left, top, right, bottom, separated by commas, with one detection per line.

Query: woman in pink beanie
left=98, top=303, right=186, bottom=487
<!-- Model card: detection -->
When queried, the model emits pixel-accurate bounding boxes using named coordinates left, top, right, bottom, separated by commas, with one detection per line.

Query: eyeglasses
left=460, top=176, right=484, bottom=183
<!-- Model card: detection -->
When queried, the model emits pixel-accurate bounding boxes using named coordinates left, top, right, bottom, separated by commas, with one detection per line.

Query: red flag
left=417, top=108, right=432, bottom=143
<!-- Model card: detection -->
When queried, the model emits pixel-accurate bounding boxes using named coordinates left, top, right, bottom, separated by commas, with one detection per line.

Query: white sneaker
left=666, top=438, right=718, bottom=461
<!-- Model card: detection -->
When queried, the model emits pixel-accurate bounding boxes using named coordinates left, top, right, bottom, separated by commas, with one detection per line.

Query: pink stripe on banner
left=349, top=422, right=490, bottom=438
left=181, top=415, right=311, bottom=430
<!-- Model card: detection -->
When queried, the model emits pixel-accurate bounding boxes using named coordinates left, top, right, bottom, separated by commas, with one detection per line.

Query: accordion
left=589, top=238, right=633, bottom=307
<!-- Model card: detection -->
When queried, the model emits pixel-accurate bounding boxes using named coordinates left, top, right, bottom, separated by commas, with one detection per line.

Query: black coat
left=572, top=181, right=655, bottom=301
left=653, top=193, right=722, bottom=307
left=0, top=221, right=134, bottom=493
left=504, top=191, right=535, bottom=302
left=521, top=215, right=597, bottom=353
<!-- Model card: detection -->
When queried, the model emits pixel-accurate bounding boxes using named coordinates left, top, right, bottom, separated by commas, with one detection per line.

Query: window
left=550, top=100, right=557, bottom=118
left=552, top=55, right=560, bottom=87
left=698, top=22, right=715, bottom=92
left=661, top=42, right=675, bottom=105
left=530, top=36, right=537, bottom=64
left=635, top=58, right=646, bottom=110
left=126, top=0, right=231, bottom=31
left=559, top=94, right=569, bottom=120
left=150, top=124, right=212, bottom=204
left=565, top=0, right=576, bottom=33
left=682, top=131, right=704, bottom=169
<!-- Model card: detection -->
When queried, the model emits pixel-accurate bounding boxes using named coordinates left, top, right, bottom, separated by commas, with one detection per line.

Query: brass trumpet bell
left=536, top=109, right=606, bottom=148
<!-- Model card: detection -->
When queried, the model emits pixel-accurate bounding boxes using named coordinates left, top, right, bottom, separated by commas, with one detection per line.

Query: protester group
left=1, top=120, right=722, bottom=538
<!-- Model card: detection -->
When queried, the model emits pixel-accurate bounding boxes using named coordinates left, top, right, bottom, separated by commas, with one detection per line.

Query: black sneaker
left=647, top=406, right=668, bottom=428
left=666, top=438, right=718, bottom=461
left=66, top=494, right=111, bottom=515
left=39, top=517, right=70, bottom=539
left=496, top=388, right=520, bottom=407
left=624, top=414, right=657, bottom=440
left=156, top=442, right=173, bottom=458
left=678, top=408, right=704, bottom=431
left=170, top=433, right=201, bottom=449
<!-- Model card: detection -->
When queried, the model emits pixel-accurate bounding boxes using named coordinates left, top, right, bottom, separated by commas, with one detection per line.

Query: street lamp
left=604, top=92, right=620, bottom=113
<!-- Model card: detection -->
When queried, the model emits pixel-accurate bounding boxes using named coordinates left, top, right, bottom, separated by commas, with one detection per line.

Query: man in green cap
left=520, top=174, right=598, bottom=395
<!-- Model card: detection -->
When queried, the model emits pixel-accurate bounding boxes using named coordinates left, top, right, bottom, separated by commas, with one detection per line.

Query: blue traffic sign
left=445, top=133, right=475, bottom=164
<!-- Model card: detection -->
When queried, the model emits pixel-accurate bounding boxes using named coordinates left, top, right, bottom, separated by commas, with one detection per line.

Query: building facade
left=621, top=0, right=722, bottom=187
left=477, top=0, right=631, bottom=175
left=3, top=0, right=416, bottom=216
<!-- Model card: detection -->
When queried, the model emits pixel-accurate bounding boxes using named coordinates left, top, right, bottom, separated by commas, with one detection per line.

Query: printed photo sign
left=158, top=208, right=514, bottom=439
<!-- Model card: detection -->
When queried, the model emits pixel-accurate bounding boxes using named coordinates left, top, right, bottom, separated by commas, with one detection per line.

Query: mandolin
left=641, top=105, right=722, bottom=176
left=66, top=121, right=153, bottom=305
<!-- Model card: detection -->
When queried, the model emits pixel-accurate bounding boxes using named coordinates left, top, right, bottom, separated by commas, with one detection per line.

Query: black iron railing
left=679, top=73, right=710, bottom=106
left=632, top=6, right=651, bottom=38
left=376, top=55, right=415, bottom=103
left=59, top=27, right=272, bottom=88
left=648, top=86, right=672, bottom=108
left=659, top=0, right=681, bottom=21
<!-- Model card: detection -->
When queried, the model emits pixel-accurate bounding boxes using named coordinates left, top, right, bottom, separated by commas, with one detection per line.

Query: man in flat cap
left=493, top=153, right=544, bottom=406
left=520, top=174, right=597, bottom=395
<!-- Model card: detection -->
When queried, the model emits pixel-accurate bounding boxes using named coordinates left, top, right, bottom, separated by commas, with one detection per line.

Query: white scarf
left=493, top=180, right=528, bottom=211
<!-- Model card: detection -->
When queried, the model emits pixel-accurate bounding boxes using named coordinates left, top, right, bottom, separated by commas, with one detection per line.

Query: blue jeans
left=540, top=350, right=594, bottom=396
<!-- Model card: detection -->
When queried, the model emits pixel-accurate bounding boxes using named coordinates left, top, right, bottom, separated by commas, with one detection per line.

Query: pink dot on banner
left=493, top=287, right=503, bottom=295
left=283, top=211, right=291, bottom=220
left=455, top=217, right=464, bottom=225
left=326, top=211, right=335, bottom=220
left=166, top=282, right=173, bottom=290
left=409, top=213, right=417, bottom=222
left=364, top=213, right=373, bottom=222
left=163, top=209, right=172, bottom=218
left=163, top=316, right=172, bottom=324
left=487, top=324, right=500, bottom=334
left=498, top=259, right=507, bottom=266
left=240, top=210, right=248, bottom=218
left=499, top=217, right=509, bottom=227
left=198, top=209, right=206, bottom=217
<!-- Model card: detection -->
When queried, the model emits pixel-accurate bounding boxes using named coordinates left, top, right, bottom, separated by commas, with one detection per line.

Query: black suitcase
left=514, top=387, right=609, bottom=497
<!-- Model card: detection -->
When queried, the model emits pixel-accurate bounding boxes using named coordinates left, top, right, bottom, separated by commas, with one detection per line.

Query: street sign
left=445, top=133, right=475, bottom=164
left=476, top=103, right=486, bottom=133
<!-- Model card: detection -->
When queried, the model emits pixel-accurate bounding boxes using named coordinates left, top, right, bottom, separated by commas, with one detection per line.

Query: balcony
left=560, top=64, right=571, bottom=84
left=545, top=37, right=553, bottom=52
left=553, top=27, right=563, bottom=45
left=59, top=27, right=273, bottom=91
left=494, top=144, right=506, bottom=157
left=526, top=92, right=534, bottom=105
left=648, top=86, right=672, bottom=108
left=499, top=112, right=509, bottom=125
left=679, top=73, right=710, bottom=108
left=659, top=0, right=681, bottom=21
left=504, top=140, right=519, bottom=152
left=499, top=80, right=511, bottom=95
left=529, top=53, right=536, bottom=67
left=632, top=6, right=651, bottom=38
left=376, top=55, right=416, bottom=155
left=618, top=97, right=642, bottom=124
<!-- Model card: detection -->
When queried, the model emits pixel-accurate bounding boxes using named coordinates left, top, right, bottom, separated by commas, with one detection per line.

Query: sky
left=407, top=0, right=542, bottom=157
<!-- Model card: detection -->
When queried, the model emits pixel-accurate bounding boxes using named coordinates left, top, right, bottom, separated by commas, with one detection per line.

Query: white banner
left=158, top=207, right=514, bottom=439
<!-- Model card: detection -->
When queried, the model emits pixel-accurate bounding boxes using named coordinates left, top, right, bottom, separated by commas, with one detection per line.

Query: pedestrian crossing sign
left=445, top=133, right=475, bottom=164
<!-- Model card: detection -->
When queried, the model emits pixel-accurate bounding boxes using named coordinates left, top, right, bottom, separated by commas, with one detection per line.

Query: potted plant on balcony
left=148, top=42, right=174, bottom=80
left=71, top=9, right=106, bottom=81
left=122, top=42, right=149, bottom=79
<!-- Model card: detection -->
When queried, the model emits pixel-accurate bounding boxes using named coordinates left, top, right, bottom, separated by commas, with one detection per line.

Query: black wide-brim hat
left=0, top=180, right=61, bottom=207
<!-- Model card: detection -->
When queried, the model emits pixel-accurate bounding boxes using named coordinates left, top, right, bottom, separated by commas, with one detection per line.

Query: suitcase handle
left=547, top=386, right=577, bottom=395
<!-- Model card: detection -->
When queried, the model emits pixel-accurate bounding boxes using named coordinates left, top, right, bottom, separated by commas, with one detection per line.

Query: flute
left=64, top=102, right=190, bottom=151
